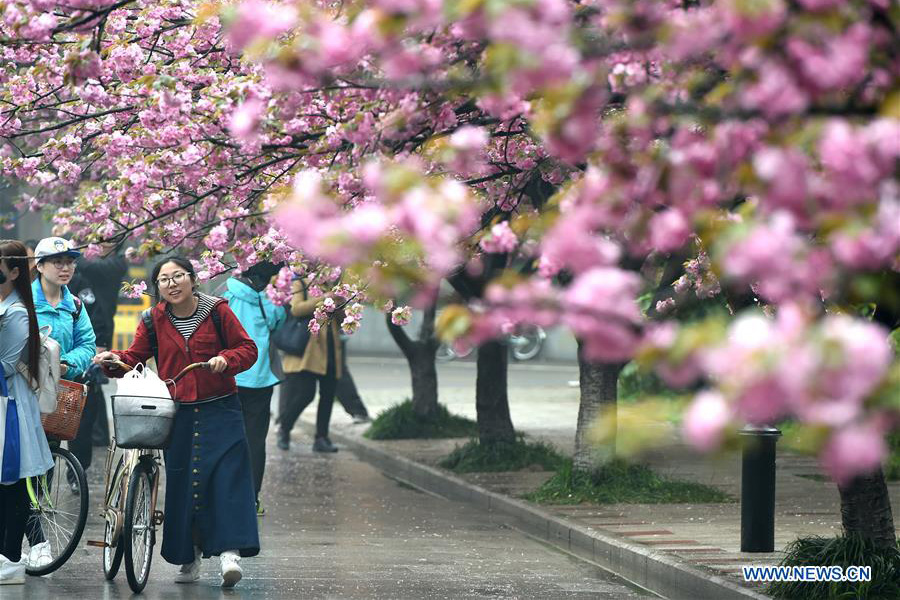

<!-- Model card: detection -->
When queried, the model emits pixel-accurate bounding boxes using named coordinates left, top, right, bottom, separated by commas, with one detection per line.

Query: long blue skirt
left=162, top=394, right=260, bottom=564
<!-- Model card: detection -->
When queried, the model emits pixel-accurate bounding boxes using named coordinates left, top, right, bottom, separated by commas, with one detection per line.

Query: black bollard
left=740, top=425, right=781, bottom=552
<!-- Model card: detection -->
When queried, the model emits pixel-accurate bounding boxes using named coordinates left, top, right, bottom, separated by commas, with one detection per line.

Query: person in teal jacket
left=25, top=237, right=97, bottom=569
left=223, top=262, right=285, bottom=516
left=31, top=237, right=96, bottom=379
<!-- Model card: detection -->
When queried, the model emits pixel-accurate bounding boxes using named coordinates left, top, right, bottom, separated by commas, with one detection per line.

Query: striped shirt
left=167, top=293, right=218, bottom=340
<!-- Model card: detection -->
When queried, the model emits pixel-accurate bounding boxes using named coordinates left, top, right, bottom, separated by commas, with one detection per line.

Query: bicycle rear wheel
left=23, top=446, right=89, bottom=576
left=124, top=461, right=155, bottom=593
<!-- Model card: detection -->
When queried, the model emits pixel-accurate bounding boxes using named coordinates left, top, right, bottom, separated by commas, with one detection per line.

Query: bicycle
left=508, top=324, right=546, bottom=361
left=91, top=361, right=209, bottom=593
left=21, top=442, right=89, bottom=576
left=436, top=324, right=547, bottom=362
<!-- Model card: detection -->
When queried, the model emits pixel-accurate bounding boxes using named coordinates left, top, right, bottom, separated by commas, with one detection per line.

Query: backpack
left=17, top=325, right=62, bottom=414
left=72, top=296, right=82, bottom=321
left=140, top=304, right=227, bottom=363
left=11, top=294, right=82, bottom=413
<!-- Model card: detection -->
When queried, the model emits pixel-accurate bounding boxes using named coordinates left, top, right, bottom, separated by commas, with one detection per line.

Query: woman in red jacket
left=94, top=257, right=258, bottom=588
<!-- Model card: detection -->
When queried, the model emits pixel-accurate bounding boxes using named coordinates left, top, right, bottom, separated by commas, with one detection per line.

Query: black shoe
left=312, top=437, right=338, bottom=453
left=276, top=430, right=290, bottom=451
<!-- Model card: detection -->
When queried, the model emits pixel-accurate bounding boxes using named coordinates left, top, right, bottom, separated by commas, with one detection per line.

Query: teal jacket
left=32, top=279, right=97, bottom=379
left=223, top=278, right=286, bottom=388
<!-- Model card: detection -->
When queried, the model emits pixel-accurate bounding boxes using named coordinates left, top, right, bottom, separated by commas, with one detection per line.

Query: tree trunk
left=838, top=467, right=897, bottom=549
left=475, top=339, right=516, bottom=445
left=385, top=303, right=440, bottom=419
left=573, top=339, right=624, bottom=476
left=445, top=269, right=516, bottom=445
left=409, top=351, right=439, bottom=419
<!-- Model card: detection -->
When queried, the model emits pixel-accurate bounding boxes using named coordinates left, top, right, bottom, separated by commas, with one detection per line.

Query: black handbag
left=255, top=295, right=286, bottom=379
left=270, top=282, right=312, bottom=356
left=270, top=314, right=311, bottom=356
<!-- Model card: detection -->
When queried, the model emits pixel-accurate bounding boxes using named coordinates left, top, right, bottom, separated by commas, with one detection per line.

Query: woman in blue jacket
left=223, top=262, right=285, bottom=516
left=31, top=237, right=96, bottom=380
left=26, top=237, right=95, bottom=569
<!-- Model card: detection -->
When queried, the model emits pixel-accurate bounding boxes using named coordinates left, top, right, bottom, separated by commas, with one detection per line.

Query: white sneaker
left=0, top=554, right=25, bottom=585
left=27, top=542, right=53, bottom=569
left=219, top=550, right=242, bottom=588
left=174, top=546, right=201, bottom=583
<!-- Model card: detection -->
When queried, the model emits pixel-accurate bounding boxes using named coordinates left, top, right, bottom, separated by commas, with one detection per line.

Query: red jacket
left=105, top=299, right=257, bottom=403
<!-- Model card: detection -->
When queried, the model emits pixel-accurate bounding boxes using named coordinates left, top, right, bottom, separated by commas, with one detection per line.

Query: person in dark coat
left=68, top=244, right=128, bottom=356
left=94, top=256, right=259, bottom=588
left=66, top=244, right=128, bottom=472
left=335, top=336, right=370, bottom=423
left=277, top=278, right=342, bottom=453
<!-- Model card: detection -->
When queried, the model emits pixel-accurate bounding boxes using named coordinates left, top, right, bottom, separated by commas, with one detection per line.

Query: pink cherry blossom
left=0, top=0, right=896, bottom=484
left=391, top=306, right=412, bottom=326
left=683, top=391, right=731, bottom=451
left=123, top=280, right=148, bottom=299
left=228, top=98, right=265, bottom=142
left=562, top=268, right=642, bottom=361
left=226, top=1, right=296, bottom=50
left=648, top=209, right=690, bottom=253
left=479, top=221, right=518, bottom=254
left=821, top=421, right=888, bottom=486
left=206, top=224, right=229, bottom=251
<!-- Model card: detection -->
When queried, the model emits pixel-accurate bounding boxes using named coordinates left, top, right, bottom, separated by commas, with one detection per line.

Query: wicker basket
left=41, top=379, right=87, bottom=441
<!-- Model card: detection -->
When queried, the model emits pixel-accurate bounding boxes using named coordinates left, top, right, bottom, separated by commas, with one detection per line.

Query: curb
left=322, top=426, right=770, bottom=600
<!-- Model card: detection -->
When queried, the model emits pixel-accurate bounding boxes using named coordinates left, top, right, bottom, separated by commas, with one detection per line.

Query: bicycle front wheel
left=23, top=446, right=89, bottom=576
left=102, top=460, right=125, bottom=580
left=124, top=461, right=155, bottom=593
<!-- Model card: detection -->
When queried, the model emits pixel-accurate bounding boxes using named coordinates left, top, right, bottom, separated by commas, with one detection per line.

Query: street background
left=7, top=351, right=898, bottom=599
left=4, top=357, right=653, bottom=599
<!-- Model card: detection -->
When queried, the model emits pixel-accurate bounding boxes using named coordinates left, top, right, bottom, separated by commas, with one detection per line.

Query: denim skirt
left=161, top=394, right=260, bottom=564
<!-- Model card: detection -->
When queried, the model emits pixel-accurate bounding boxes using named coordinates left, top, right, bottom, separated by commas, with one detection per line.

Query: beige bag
left=18, top=325, right=61, bottom=414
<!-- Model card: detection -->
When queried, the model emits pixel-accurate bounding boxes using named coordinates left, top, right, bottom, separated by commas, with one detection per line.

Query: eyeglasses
left=156, top=272, right=189, bottom=287
left=48, top=258, right=76, bottom=269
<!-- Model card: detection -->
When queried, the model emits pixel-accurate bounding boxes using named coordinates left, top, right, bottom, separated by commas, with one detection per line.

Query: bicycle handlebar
left=103, top=360, right=211, bottom=384
left=172, top=361, right=211, bottom=383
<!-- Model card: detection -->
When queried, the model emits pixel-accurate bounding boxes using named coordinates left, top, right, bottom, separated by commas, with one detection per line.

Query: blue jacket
left=0, top=290, right=54, bottom=480
left=32, top=279, right=96, bottom=379
left=223, top=278, right=285, bottom=388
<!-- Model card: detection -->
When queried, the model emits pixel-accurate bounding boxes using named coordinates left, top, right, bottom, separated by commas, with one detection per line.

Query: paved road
left=330, top=356, right=585, bottom=455
left=349, top=355, right=580, bottom=390
left=9, top=440, right=651, bottom=599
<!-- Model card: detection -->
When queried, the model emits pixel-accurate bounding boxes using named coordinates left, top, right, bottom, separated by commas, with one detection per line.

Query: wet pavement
left=320, top=357, right=900, bottom=596
left=6, top=439, right=653, bottom=599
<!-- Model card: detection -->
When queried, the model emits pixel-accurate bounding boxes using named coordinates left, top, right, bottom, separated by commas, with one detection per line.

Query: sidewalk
left=297, top=357, right=900, bottom=599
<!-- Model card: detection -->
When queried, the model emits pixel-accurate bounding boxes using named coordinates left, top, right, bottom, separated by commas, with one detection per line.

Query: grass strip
left=768, top=535, right=900, bottom=600
left=438, top=437, right=567, bottom=473
left=526, top=458, right=734, bottom=504
left=364, top=400, right=478, bottom=440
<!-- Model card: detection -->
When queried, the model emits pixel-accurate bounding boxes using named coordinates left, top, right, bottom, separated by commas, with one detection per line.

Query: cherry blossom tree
left=230, top=0, right=899, bottom=547
left=384, top=299, right=442, bottom=420
left=2, top=0, right=898, bottom=547
left=0, top=0, right=373, bottom=315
